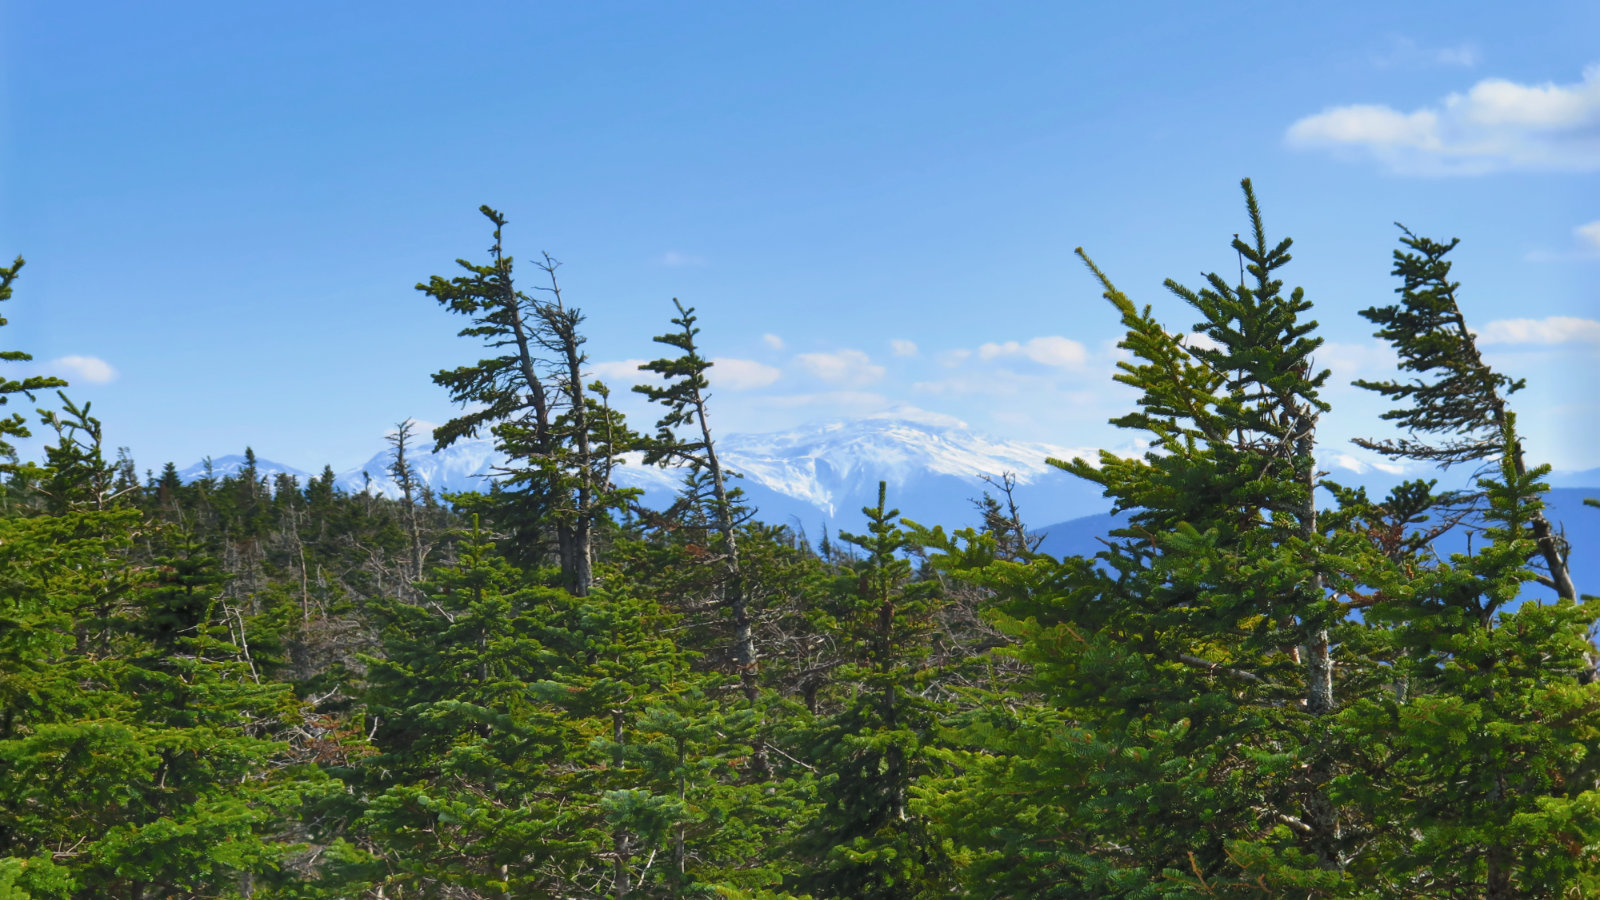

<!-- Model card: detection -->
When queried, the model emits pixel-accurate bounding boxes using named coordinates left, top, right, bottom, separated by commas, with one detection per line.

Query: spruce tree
left=1353, top=227, right=1579, bottom=604
left=635, top=299, right=772, bottom=773
left=0, top=395, right=324, bottom=899
left=923, top=181, right=1365, bottom=897
left=1335, top=228, right=1600, bottom=897
left=794, top=483, right=952, bottom=900
left=421, top=207, right=635, bottom=595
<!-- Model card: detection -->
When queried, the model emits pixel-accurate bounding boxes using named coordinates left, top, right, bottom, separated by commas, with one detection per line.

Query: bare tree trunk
left=694, top=373, right=767, bottom=774
left=388, top=420, right=428, bottom=584
left=538, top=259, right=595, bottom=597
left=1297, top=418, right=1341, bottom=870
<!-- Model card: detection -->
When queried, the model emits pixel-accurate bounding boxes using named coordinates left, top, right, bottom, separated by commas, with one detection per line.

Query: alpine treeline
left=1, top=186, right=1595, bottom=899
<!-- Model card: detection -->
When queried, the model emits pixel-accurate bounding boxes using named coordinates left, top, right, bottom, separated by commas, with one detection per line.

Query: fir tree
left=0, top=398, right=324, bottom=899
left=1336, top=227, right=1600, bottom=897
left=923, top=181, right=1365, bottom=897
left=421, top=207, right=635, bottom=595
left=794, top=483, right=952, bottom=900
left=1354, top=227, right=1579, bottom=604
left=636, top=299, right=768, bottom=769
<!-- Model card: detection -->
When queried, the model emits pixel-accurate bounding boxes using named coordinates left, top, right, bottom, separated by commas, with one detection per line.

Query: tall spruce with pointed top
left=793, top=482, right=952, bottom=900
left=1067, top=179, right=1351, bottom=886
left=924, top=181, right=1369, bottom=897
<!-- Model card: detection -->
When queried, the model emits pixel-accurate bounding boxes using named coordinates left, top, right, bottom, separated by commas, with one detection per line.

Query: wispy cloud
left=1371, top=35, right=1479, bottom=69
left=658, top=251, right=705, bottom=267
left=795, top=349, right=886, bottom=386
left=709, top=357, right=781, bottom=390
left=764, top=390, right=888, bottom=411
left=1316, top=341, right=1401, bottom=379
left=1287, top=63, right=1600, bottom=174
left=591, top=359, right=648, bottom=383
left=50, top=355, right=117, bottom=384
left=762, top=333, right=785, bottom=350
left=890, top=338, right=918, bottom=357
left=1477, top=316, right=1600, bottom=346
left=976, top=336, right=1088, bottom=368
left=1525, top=220, right=1600, bottom=262
left=1578, top=221, right=1600, bottom=252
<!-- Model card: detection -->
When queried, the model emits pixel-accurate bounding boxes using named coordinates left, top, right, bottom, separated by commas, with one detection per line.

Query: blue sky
left=2, top=2, right=1596, bottom=475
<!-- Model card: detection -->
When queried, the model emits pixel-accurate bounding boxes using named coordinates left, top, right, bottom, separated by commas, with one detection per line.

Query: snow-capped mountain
left=701, top=408, right=1112, bottom=531
left=332, top=438, right=505, bottom=499
left=187, top=408, right=1595, bottom=535
left=176, top=454, right=311, bottom=485
left=180, top=410, right=1118, bottom=532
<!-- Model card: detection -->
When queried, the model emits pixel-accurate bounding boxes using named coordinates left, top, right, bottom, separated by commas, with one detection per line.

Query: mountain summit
left=179, top=411, right=1114, bottom=531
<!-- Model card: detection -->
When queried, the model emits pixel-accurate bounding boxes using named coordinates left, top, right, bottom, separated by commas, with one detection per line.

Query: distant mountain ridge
left=1033, top=487, right=1599, bottom=607
left=176, top=410, right=1112, bottom=531
left=175, top=410, right=1600, bottom=536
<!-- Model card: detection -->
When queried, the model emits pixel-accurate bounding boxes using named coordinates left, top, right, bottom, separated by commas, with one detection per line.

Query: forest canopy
left=1, top=182, right=1595, bottom=899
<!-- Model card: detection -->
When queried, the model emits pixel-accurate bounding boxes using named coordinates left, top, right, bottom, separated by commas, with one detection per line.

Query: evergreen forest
left=2, top=181, right=1596, bottom=899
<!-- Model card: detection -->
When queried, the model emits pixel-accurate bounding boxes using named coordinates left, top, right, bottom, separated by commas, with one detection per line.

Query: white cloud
left=890, top=338, right=918, bottom=357
left=709, top=357, right=781, bottom=390
left=795, top=349, right=886, bottom=386
left=658, top=251, right=705, bottom=267
left=50, top=355, right=117, bottom=384
left=1524, top=220, right=1600, bottom=262
left=762, top=333, right=785, bottom=350
left=1477, top=316, right=1600, bottom=345
left=1316, top=341, right=1401, bottom=379
left=1371, top=35, right=1480, bottom=69
left=764, top=390, right=888, bottom=411
left=1330, top=453, right=1410, bottom=477
left=938, top=348, right=972, bottom=368
left=1577, top=221, right=1600, bottom=252
left=1287, top=63, right=1600, bottom=174
left=976, top=335, right=1088, bottom=368
left=912, top=367, right=1106, bottom=403
left=591, top=359, right=648, bottom=383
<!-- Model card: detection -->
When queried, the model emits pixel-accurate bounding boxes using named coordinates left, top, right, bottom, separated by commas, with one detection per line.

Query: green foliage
left=1, top=196, right=1594, bottom=898
left=0, top=259, right=68, bottom=481
left=421, top=207, right=639, bottom=591
left=1353, top=228, right=1523, bottom=466
left=0, top=408, right=329, bottom=899
left=791, top=484, right=954, bottom=900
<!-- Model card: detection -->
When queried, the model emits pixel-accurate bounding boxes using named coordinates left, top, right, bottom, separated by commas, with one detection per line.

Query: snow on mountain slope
left=712, top=408, right=1104, bottom=518
left=333, top=438, right=501, bottom=498
left=179, top=410, right=1111, bottom=529
left=176, top=454, right=311, bottom=485
left=172, top=412, right=1600, bottom=534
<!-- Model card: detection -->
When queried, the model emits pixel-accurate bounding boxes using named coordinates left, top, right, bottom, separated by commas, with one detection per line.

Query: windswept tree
left=1336, top=228, right=1600, bottom=897
left=422, top=206, right=634, bottom=595
left=1354, top=227, right=1578, bottom=602
left=635, top=300, right=758, bottom=704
